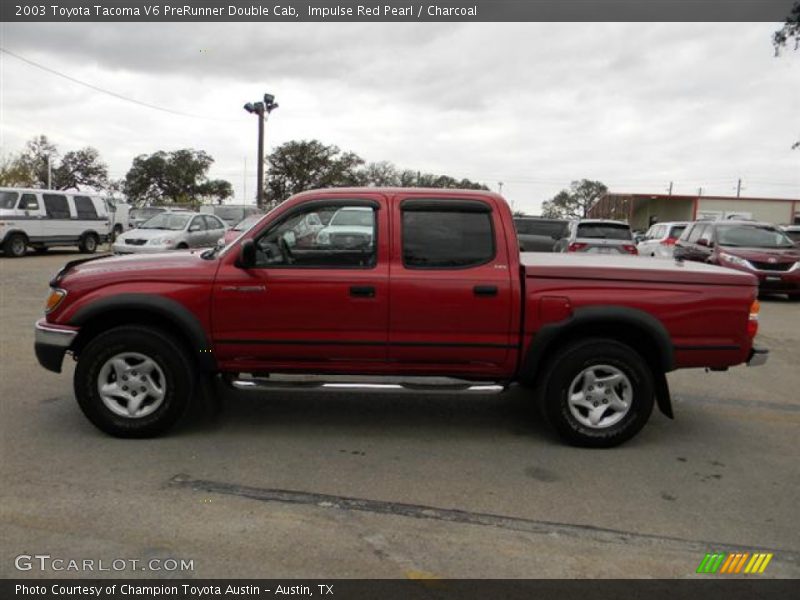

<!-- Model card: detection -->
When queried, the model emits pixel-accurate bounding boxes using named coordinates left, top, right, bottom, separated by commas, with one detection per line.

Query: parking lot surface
left=1, top=251, right=799, bottom=578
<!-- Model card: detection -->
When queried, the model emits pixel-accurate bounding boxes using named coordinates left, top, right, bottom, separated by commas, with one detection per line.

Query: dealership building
left=588, top=192, right=800, bottom=230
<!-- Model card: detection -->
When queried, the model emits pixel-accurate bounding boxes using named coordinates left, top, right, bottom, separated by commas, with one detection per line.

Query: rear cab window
left=401, top=199, right=495, bottom=269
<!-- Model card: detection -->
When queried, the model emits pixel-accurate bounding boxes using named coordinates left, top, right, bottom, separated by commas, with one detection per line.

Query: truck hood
left=54, top=251, right=217, bottom=288
left=522, top=253, right=756, bottom=286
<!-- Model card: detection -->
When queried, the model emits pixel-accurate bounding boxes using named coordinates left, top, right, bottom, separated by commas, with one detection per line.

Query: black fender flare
left=69, top=294, right=216, bottom=372
left=522, top=305, right=674, bottom=418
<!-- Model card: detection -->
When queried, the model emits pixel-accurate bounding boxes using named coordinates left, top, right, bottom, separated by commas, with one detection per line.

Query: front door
left=388, top=196, right=515, bottom=376
left=211, top=196, right=390, bottom=373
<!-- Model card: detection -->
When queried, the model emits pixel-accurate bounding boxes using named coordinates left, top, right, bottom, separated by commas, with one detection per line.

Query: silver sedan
left=113, top=212, right=228, bottom=254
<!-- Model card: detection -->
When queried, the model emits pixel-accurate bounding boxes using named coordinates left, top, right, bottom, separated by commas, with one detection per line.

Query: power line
left=0, top=47, right=237, bottom=122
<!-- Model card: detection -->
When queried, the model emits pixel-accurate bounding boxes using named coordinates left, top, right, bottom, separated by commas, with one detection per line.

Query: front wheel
left=79, top=233, right=98, bottom=254
left=540, top=338, right=655, bottom=448
left=74, top=326, right=196, bottom=437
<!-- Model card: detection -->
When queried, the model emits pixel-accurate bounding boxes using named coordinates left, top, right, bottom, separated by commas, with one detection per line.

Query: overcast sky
left=1, top=22, right=798, bottom=214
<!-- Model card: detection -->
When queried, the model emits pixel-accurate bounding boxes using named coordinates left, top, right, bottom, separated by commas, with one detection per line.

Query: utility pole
left=697, top=187, right=703, bottom=197
left=498, top=181, right=504, bottom=195
left=47, top=155, right=52, bottom=189
left=736, top=178, right=743, bottom=197
left=243, top=93, right=279, bottom=210
left=667, top=181, right=673, bottom=196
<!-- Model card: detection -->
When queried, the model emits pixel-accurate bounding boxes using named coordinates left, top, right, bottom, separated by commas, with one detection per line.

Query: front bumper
left=747, top=346, right=769, bottom=367
left=34, top=319, right=78, bottom=373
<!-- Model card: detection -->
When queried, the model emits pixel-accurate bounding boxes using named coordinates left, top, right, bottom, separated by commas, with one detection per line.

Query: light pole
left=244, top=93, right=278, bottom=210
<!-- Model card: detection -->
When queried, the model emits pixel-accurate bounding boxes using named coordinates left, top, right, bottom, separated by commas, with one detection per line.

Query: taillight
left=661, top=237, right=678, bottom=245
left=622, top=244, right=638, bottom=255
left=567, top=242, right=587, bottom=252
left=747, top=299, right=760, bottom=338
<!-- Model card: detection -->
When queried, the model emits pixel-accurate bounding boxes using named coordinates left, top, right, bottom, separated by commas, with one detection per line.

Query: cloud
left=1, top=22, right=798, bottom=213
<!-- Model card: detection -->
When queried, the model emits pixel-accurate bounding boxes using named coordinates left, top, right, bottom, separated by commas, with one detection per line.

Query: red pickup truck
left=34, top=188, right=767, bottom=447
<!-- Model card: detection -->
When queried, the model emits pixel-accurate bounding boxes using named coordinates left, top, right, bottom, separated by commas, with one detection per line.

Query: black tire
left=79, top=232, right=99, bottom=254
left=3, top=233, right=27, bottom=257
left=540, top=338, right=655, bottom=448
left=73, top=326, right=196, bottom=437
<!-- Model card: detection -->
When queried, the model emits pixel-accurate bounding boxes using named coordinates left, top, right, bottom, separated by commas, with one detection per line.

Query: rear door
left=388, top=196, right=514, bottom=374
left=41, top=193, right=74, bottom=243
left=186, top=215, right=207, bottom=247
left=203, top=215, right=226, bottom=246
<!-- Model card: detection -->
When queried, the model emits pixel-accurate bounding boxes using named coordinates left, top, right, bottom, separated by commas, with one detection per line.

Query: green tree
left=541, top=179, right=607, bottom=219
left=0, top=153, right=36, bottom=187
left=265, top=140, right=365, bottom=204
left=12, top=135, right=108, bottom=190
left=774, top=1, right=800, bottom=148
left=123, top=149, right=231, bottom=207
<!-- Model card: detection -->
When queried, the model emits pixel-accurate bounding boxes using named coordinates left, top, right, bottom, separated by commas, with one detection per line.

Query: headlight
left=719, top=252, right=752, bottom=269
left=148, top=238, right=174, bottom=245
left=45, top=288, right=67, bottom=313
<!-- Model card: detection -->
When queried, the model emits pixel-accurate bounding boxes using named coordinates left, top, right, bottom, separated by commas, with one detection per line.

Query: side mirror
left=237, top=239, right=256, bottom=268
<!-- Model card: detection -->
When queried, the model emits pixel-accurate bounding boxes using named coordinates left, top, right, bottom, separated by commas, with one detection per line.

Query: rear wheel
left=540, top=338, right=655, bottom=447
left=79, top=232, right=98, bottom=254
left=74, top=326, right=195, bottom=437
left=176, top=242, right=189, bottom=249
left=3, top=233, right=27, bottom=257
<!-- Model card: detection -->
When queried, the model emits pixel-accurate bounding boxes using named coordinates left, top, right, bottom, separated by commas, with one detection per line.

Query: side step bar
left=223, top=373, right=506, bottom=394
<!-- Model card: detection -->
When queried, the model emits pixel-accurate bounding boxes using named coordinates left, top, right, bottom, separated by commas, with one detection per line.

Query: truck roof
left=290, top=187, right=505, bottom=201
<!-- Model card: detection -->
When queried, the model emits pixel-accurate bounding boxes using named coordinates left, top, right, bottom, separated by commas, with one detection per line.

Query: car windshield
left=232, top=214, right=262, bottom=232
left=140, top=213, right=191, bottom=230
left=0, top=191, right=19, bottom=209
left=330, top=209, right=372, bottom=227
left=577, top=223, right=632, bottom=240
left=716, top=225, right=795, bottom=248
left=785, top=230, right=800, bottom=243
left=515, top=220, right=566, bottom=237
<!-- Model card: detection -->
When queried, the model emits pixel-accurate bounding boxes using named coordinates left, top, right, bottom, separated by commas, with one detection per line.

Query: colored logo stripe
left=697, top=552, right=773, bottom=574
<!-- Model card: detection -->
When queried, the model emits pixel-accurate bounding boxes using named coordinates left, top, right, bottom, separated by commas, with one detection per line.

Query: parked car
left=0, top=187, right=112, bottom=257
left=222, top=213, right=263, bottom=245
left=781, top=225, right=800, bottom=244
left=105, top=197, right=131, bottom=239
left=112, top=212, right=228, bottom=254
left=35, top=188, right=765, bottom=447
left=636, top=222, right=689, bottom=258
left=315, top=206, right=373, bottom=249
left=514, top=217, right=569, bottom=252
left=675, top=220, right=800, bottom=299
left=200, top=204, right=262, bottom=227
left=555, top=219, right=638, bottom=255
left=128, top=206, right=192, bottom=229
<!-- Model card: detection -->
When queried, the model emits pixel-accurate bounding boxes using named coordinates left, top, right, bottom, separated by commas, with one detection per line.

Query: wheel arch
left=68, top=294, right=216, bottom=372
left=521, top=305, right=674, bottom=418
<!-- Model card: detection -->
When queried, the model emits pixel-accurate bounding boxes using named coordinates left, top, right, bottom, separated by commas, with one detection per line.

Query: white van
left=104, top=197, right=131, bottom=238
left=0, top=187, right=113, bottom=257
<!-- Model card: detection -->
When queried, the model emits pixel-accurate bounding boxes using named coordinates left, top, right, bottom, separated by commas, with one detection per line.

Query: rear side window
left=0, top=191, right=19, bottom=209
left=204, top=215, right=224, bottom=230
left=43, top=194, right=70, bottom=219
left=402, top=201, right=494, bottom=269
left=576, top=223, right=632, bottom=240
left=668, top=225, right=687, bottom=239
left=74, top=196, right=98, bottom=219
left=20, top=193, right=39, bottom=210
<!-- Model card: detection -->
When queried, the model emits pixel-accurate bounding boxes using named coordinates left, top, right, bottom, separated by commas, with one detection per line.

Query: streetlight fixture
left=243, top=93, right=279, bottom=209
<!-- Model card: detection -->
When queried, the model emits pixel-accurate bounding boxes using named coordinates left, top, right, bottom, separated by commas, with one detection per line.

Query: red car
left=675, top=220, right=800, bottom=299
left=35, top=188, right=766, bottom=447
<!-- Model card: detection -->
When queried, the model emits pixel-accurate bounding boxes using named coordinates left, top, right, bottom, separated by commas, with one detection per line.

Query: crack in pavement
left=169, top=474, right=800, bottom=568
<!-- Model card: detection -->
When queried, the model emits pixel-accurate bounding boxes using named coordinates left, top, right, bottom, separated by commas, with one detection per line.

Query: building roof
left=603, top=192, right=798, bottom=203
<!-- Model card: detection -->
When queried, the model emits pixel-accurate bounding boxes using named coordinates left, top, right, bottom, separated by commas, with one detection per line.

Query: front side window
left=189, top=216, right=207, bottom=232
left=74, top=196, right=98, bottom=219
left=402, top=201, right=494, bottom=269
left=204, top=215, right=224, bottom=230
left=687, top=224, right=706, bottom=243
left=43, top=194, right=70, bottom=219
left=254, top=202, right=376, bottom=268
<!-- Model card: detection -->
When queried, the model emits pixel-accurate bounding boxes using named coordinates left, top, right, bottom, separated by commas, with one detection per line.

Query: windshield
left=717, top=225, right=795, bottom=248
left=232, top=214, right=262, bottom=232
left=515, top=220, right=567, bottom=237
left=0, top=191, right=19, bottom=209
left=131, top=207, right=163, bottom=220
left=785, top=230, right=800, bottom=243
left=577, top=223, right=632, bottom=240
left=140, top=213, right=191, bottom=230
left=329, top=209, right=372, bottom=227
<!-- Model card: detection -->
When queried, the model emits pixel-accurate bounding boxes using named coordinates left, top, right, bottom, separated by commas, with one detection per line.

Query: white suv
left=637, top=222, right=689, bottom=258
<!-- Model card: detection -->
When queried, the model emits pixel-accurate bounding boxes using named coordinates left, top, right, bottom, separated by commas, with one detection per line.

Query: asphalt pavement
left=1, top=250, right=798, bottom=579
